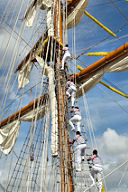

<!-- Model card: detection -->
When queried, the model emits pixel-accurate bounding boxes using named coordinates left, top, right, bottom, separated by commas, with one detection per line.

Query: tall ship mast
left=0, top=0, right=128, bottom=191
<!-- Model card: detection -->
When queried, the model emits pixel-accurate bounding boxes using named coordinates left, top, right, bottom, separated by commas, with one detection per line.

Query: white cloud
left=102, top=128, right=128, bottom=156
left=96, top=128, right=128, bottom=164
left=96, top=128, right=128, bottom=191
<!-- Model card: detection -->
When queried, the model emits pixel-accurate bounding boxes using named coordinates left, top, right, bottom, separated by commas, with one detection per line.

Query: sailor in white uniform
left=66, top=80, right=76, bottom=107
left=69, top=106, right=82, bottom=132
left=61, top=44, right=71, bottom=70
left=87, top=149, right=103, bottom=192
left=69, top=131, right=87, bottom=171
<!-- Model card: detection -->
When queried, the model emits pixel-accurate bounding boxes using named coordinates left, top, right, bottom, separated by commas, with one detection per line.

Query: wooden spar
left=84, top=10, right=116, bottom=37
left=14, top=0, right=82, bottom=74
left=77, top=65, right=128, bottom=98
left=1, top=42, right=128, bottom=128
left=1, top=42, right=128, bottom=125
left=87, top=52, right=110, bottom=56
left=14, top=31, right=48, bottom=73
left=14, top=0, right=87, bottom=74
left=72, top=42, right=128, bottom=82
left=14, top=36, right=43, bottom=72
left=67, top=0, right=85, bottom=15
left=54, top=0, right=74, bottom=191
left=0, top=95, right=46, bottom=128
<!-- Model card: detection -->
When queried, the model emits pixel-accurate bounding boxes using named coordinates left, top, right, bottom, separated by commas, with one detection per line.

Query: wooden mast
left=1, top=42, right=128, bottom=128
left=54, top=0, right=74, bottom=191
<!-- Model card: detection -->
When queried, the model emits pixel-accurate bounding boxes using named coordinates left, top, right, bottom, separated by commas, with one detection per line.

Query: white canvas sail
left=66, top=0, right=90, bottom=29
left=18, top=60, right=33, bottom=89
left=2, top=49, right=128, bottom=155
left=47, top=8, right=54, bottom=36
left=0, top=103, right=46, bottom=155
left=0, top=120, right=21, bottom=154
left=36, top=56, right=58, bottom=156
left=24, top=0, right=53, bottom=27
left=20, top=105, right=46, bottom=122
left=24, top=2, right=37, bottom=27
left=76, top=55, right=128, bottom=98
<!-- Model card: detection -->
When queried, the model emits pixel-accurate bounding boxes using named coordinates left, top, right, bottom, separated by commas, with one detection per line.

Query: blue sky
left=0, top=0, right=128, bottom=191
left=69, top=0, right=128, bottom=190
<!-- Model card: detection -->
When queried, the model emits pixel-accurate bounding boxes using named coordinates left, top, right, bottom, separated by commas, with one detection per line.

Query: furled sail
left=16, top=35, right=62, bottom=89
left=24, top=0, right=38, bottom=27
left=1, top=42, right=128, bottom=155
left=24, top=0, right=53, bottom=27
left=24, top=0, right=90, bottom=30
left=36, top=56, right=58, bottom=156
left=47, top=7, right=54, bottom=36
left=0, top=96, right=46, bottom=154
left=0, top=55, right=58, bottom=156
left=15, top=34, right=47, bottom=89
left=18, top=60, right=33, bottom=89
left=66, top=0, right=90, bottom=29
left=75, top=42, right=128, bottom=98
left=0, top=120, right=21, bottom=154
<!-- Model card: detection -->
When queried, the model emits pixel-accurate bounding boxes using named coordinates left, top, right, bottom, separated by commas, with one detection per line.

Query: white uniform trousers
left=61, top=51, right=71, bottom=69
left=90, top=166, right=103, bottom=192
left=66, top=88, right=76, bottom=107
left=76, top=144, right=86, bottom=170
left=69, top=114, right=81, bottom=131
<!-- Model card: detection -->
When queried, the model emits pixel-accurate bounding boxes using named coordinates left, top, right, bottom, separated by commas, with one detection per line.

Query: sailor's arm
left=87, top=157, right=92, bottom=161
left=69, top=139, right=75, bottom=145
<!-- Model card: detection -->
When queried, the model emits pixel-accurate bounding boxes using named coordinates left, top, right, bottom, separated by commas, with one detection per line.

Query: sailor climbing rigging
left=66, top=80, right=76, bottom=107
left=87, top=149, right=103, bottom=192
left=69, top=106, right=82, bottom=132
left=69, top=131, right=87, bottom=172
left=61, top=44, right=71, bottom=70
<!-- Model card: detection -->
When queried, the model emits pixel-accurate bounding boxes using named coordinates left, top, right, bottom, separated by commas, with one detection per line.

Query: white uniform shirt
left=74, top=108, right=81, bottom=116
left=66, top=81, right=76, bottom=91
left=74, top=135, right=86, bottom=145
left=92, top=155, right=102, bottom=168
left=63, top=46, right=69, bottom=53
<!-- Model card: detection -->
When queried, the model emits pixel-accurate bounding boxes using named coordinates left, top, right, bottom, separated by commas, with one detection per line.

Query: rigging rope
left=97, top=84, right=128, bottom=115
left=0, top=0, right=128, bottom=191
left=0, top=0, right=27, bottom=119
left=116, top=163, right=128, bottom=191
left=81, top=89, right=108, bottom=192
left=0, top=0, right=49, bottom=122
left=109, top=0, right=128, bottom=21
left=40, top=100, right=50, bottom=192
left=84, top=159, right=128, bottom=192
left=82, top=90, right=95, bottom=149
left=72, top=19, right=128, bottom=61
left=88, top=0, right=123, bottom=8
left=75, top=32, right=128, bottom=54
